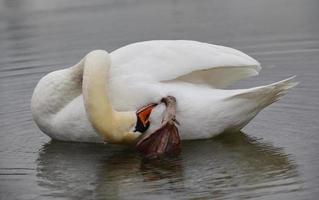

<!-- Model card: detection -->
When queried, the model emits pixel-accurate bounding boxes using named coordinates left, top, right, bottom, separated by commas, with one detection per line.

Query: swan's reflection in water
left=36, top=132, right=301, bottom=200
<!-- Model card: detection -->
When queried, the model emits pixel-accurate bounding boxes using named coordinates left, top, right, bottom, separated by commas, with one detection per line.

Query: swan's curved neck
left=82, top=50, right=138, bottom=144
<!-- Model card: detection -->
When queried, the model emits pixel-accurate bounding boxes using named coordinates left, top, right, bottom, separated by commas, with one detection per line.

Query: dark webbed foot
left=136, top=96, right=181, bottom=159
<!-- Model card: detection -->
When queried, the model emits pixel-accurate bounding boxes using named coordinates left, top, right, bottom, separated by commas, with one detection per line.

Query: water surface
left=0, top=0, right=318, bottom=199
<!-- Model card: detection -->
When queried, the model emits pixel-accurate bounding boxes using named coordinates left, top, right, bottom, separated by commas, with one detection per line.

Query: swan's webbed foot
left=136, top=96, right=181, bottom=159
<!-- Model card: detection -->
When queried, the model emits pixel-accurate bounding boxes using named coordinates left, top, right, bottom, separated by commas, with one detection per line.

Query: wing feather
left=110, top=40, right=261, bottom=88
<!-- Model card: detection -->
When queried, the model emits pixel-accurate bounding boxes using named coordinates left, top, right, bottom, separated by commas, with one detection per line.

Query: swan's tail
left=229, top=76, right=298, bottom=107
left=264, top=76, right=298, bottom=105
left=222, top=76, right=298, bottom=131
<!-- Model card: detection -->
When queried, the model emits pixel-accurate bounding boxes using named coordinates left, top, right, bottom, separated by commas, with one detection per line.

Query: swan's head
left=82, top=50, right=156, bottom=144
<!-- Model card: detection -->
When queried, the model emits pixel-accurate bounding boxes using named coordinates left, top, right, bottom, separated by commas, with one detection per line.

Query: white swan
left=31, top=40, right=296, bottom=144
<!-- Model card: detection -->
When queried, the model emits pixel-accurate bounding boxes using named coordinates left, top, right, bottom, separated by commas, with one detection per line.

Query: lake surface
left=0, top=0, right=318, bottom=199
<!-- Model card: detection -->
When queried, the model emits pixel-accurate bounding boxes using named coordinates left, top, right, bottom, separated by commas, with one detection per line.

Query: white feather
left=111, top=40, right=260, bottom=87
left=31, top=40, right=296, bottom=143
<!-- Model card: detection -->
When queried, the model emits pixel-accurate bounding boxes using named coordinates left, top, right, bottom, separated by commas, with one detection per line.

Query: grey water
left=0, top=0, right=318, bottom=199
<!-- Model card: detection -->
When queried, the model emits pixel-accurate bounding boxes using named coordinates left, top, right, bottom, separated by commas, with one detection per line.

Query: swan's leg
left=136, top=96, right=181, bottom=159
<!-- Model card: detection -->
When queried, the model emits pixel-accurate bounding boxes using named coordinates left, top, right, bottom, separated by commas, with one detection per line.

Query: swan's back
left=110, top=40, right=261, bottom=89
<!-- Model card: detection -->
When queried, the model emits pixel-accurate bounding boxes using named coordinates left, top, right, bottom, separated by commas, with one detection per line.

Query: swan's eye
left=134, top=103, right=157, bottom=133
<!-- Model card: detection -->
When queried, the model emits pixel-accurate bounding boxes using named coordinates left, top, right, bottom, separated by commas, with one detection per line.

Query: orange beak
left=135, top=103, right=157, bottom=132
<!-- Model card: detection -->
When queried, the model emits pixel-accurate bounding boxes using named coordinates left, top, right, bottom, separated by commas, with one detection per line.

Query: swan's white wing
left=110, top=40, right=261, bottom=88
